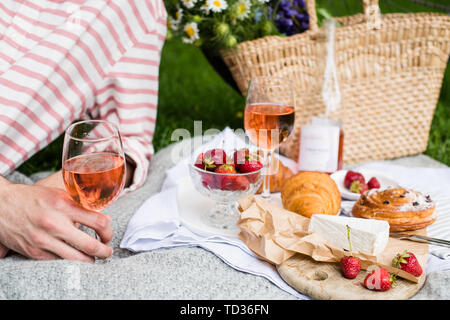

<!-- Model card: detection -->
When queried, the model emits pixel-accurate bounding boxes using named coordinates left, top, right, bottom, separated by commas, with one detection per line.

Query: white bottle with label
left=297, top=117, right=344, bottom=174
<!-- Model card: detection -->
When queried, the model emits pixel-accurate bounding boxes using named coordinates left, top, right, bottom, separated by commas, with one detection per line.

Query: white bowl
left=330, top=169, right=400, bottom=201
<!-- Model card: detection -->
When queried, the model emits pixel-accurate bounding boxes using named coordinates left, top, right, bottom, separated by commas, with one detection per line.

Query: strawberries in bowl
left=214, top=164, right=248, bottom=191
left=190, top=148, right=264, bottom=194
left=189, top=148, right=265, bottom=231
left=203, top=148, right=227, bottom=171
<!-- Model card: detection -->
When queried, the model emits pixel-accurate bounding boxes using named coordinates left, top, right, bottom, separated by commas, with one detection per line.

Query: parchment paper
left=237, top=195, right=428, bottom=283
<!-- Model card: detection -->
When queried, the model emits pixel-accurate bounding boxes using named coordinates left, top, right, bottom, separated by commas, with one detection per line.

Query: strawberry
left=340, top=256, right=361, bottom=279
left=240, top=158, right=263, bottom=183
left=194, top=153, right=205, bottom=170
left=203, top=149, right=227, bottom=171
left=364, top=268, right=395, bottom=291
left=201, top=172, right=217, bottom=189
left=350, top=180, right=369, bottom=194
left=214, top=164, right=237, bottom=190
left=344, top=170, right=365, bottom=189
left=340, top=225, right=361, bottom=279
left=233, top=148, right=250, bottom=171
left=225, top=156, right=236, bottom=168
left=239, top=158, right=263, bottom=174
left=230, top=175, right=250, bottom=191
left=392, top=250, right=423, bottom=277
left=214, top=164, right=236, bottom=175
left=360, top=183, right=369, bottom=194
left=368, top=177, right=380, bottom=189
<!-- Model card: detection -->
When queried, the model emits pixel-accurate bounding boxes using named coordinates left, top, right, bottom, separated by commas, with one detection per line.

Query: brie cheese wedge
left=308, top=214, right=389, bottom=256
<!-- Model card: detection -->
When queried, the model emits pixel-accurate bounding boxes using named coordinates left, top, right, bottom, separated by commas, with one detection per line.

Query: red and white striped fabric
left=0, top=0, right=167, bottom=192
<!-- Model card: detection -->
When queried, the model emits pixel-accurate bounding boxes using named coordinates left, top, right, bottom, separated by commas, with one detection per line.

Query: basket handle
left=306, top=0, right=381, bottom=31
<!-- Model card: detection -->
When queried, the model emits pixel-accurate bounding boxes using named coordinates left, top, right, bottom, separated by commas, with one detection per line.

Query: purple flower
left=284, top=9, right=296, bottom=18
left=281, top=18, right=294, bottom=27
left=279, top=1, right=291, bottom=9
left=273, top=0, right=309, bottom=36
left=300, top=20, right=309, bottom=30
left=294, top=0, right=306, bottom=8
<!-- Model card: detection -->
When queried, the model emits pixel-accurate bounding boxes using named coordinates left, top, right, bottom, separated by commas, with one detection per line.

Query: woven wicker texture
left=222, top=0, right=450, bottom=164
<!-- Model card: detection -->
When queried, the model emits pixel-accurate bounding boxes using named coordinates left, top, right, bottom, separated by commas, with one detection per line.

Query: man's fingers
left=43, top=235, right=96, bottom=263
left=0, top=243, right=9, bottom=258
left=19, top=245, right=59, bottom=261
left=33, top=226, right=95, bottom=262
left=69, top=208, right=113, bottom=244
left=31, top=250, right=59, bottom=261
left=59, top=227, right=113, bottom=260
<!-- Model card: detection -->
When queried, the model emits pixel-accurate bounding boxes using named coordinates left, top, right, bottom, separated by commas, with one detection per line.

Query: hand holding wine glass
left=244, top=77, right=295, bottom=199
left=62, top=120, right=126, bottom=256
left=0, top=178, right=114, bottom=262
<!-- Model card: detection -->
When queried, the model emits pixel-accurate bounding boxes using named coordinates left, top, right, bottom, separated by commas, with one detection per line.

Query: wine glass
left=244, top=76, right=295, bottom=200
left=62, top=120, right=126, bottom=255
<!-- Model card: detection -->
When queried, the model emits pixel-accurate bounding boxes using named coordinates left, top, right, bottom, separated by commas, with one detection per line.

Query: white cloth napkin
left=340, top=162, right=450, bottom=261
left=120, top=127, right=305, bottom=299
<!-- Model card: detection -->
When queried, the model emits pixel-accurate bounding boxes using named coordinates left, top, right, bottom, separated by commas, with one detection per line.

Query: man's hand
left=0, top=243, right=8, bottom=258
left=0, top=177, right=113, bottom=262
left=34, top=170, right=66, bottom=190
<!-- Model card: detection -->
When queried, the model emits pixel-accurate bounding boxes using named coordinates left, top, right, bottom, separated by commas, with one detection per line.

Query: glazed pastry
left=281, top=171, right=341, bottom=218
left=256, top=157, right=294, bottom=194
left=352, top=187, right=436, bottom=231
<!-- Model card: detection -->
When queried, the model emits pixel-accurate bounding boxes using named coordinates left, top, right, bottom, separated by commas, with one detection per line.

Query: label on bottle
left=298, top=124, right=340, bottom=173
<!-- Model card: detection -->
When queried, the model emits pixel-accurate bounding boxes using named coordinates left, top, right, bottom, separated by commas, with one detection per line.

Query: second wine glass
left=244, top=77, right=295, bottom=199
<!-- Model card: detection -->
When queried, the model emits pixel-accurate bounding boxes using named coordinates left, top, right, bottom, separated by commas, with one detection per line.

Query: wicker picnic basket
left=221, top=0, right=450, bottom=164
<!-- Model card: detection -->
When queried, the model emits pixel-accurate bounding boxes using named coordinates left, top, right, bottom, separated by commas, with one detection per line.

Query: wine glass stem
left=262, top=149, right=272, bottom=199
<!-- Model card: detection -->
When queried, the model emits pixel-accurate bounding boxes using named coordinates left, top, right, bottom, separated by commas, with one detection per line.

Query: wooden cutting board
left=277, top=253, right=426, bottom=300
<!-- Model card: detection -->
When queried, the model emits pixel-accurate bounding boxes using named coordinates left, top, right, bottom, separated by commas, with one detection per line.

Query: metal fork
left=390, top=232, right=450, bottom=248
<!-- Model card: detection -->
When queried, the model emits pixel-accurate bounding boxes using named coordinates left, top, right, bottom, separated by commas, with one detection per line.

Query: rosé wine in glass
left=63, top=153, right=125, bottom=212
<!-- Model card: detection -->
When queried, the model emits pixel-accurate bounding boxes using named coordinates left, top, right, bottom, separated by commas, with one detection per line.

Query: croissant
left=352, top=187, right=436, bottom=231
left=256, top=157, right=294, bottom=194
left=281, top=171, right=341, bottom=218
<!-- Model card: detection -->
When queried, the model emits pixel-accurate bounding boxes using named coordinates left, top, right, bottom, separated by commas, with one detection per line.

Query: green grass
left=425, top=66, right=450, bottom=165
left=16, top=0, right=450, bottom=176
left=152, top=40, right=245, bottom=152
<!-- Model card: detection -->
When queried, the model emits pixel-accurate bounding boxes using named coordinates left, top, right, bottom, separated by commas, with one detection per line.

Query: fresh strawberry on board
left=364, top=268, right=396, bottom=291
left=340, top=225, right=361, bottom=279
left=344, top=170, right=365, bottom=189
left=341, top=257, right=361, bottom=279
left=203, top=149, right=227, bottom=171
left=368, top=177, right=381, bottom=189
left=393, top=250, right=423, bottom=277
